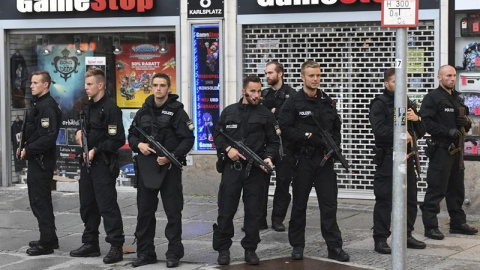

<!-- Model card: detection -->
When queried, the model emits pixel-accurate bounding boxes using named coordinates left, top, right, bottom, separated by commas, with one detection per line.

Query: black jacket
left=278, top=89, right=341, bottom=152
left=261, top=83, right=297, bottom=118
left=82, top=95, right=125, bottom=154
left=25, top=92, right=62, bottom=160
left=420, top=86, right=471, bottom=144
left=214, top=99, right=279, bottom=160
left=128, top=94, right=194, bottom=159
left=369, top=89, right=426, bottom=149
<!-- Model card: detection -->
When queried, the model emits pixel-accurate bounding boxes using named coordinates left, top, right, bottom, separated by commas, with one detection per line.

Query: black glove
left=308, top=134, right=327, bottom=148
left=448, top=129, right=462, bottom=139
left=456, top=116, right=467, bottom=127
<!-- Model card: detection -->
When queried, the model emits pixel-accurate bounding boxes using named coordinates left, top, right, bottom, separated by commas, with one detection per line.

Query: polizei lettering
left=257, top=0, right=381, bottom=7
left=17, top=0, right=154, bottom=13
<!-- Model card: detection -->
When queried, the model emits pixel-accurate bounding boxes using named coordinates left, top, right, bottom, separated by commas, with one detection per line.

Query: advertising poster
left=118, top=109, right=138, bottom=182
left=38, top=45, right=94, bottom=175
left=115, top=43, right=176, bottom=108
left=192, top=25, right=221, bottom=151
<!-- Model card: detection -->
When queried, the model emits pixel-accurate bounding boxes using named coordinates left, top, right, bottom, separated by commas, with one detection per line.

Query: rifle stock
left=133, top=123, right=183, bottom=170
left=79, top=112, right=91, bottom=173
left=218, top=129, right=273, bottom=173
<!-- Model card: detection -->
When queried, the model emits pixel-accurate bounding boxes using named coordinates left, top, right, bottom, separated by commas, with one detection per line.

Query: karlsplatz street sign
left=381, top=0, right=418, bottom=28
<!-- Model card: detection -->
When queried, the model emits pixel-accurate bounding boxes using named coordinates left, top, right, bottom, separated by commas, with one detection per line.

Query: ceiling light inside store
left=74, top=37, right=82, bottom=56
left=42, top=35, right=51, bottom=56
left=159, top=34, right=169, bottom=54
left=113, top=37, right=123, bottom=55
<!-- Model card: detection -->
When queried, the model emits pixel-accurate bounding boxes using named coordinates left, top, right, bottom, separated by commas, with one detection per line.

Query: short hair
left=31, top=70, right=52, bottom=88
left=85, top=68, right=106, bottom=86
left=384, top=68, right=395, bottom=82
left=243, top=75, right=262, bottom=89
left=301, top=60, right=320, bottom=75
left=266, top=61, right=284, bottom=75
left=151, top=73, right=171, bottom=87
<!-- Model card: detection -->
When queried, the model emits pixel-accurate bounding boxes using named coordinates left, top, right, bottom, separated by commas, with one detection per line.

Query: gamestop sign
left=17, top=0, right=154, bottom=13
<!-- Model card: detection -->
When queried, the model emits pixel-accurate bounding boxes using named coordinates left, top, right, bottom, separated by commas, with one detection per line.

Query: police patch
left=226, top=124, right=238, bottom=129
left=186, top=120, right=195, bottom=131
left=108, top=125, right=117, bottom=135
left=41, top=118, right=49, bottom=128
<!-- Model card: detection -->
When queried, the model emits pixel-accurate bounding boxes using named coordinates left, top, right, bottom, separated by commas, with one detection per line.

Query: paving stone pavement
left=0, top=186, right=479, bottom=270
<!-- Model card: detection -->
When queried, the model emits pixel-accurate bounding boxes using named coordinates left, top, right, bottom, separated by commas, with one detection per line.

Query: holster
left=102, top=152, right=120, bottom=179
left=372, top=146, right=385, bottom=166
left=216, top=152, right=226, bottom=173
left=425, top=138, right=437, bottom=159
left=132, top=155, right=139, bottom=188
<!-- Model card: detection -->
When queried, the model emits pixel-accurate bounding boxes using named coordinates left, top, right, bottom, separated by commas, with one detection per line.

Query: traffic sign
left=381, top=0, right=419, bottom=28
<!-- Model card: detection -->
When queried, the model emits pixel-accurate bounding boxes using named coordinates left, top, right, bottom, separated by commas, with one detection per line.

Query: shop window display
left=8, top=31, right=176, bottom=185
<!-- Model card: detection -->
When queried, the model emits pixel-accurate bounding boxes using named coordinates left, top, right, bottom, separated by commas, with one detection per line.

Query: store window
left=8, top=31, right=176, bottom=185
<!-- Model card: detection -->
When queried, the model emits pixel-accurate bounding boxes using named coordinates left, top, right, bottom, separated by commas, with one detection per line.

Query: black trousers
left=213, top=163, right=265, bottom=251
left=288, top=154, right=343, bottom=249
left=260, top=150, right=293, bottom=225
left=135, top=166, right=184, bottom=259
left=421, top=148, right=466, bottom=229
left=373, top=155, right=418, bottom=241
left=79, top=158, right=124, bottom=246
left=27, top=158, right=57, bottom=246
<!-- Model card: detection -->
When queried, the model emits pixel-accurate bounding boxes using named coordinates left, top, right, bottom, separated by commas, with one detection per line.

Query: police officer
left=128, top=73, right=194, bottom=268
left=369, top=68, right=426, bottom=254
left=71, top=69, right=125, bottom=264
left=213, top=75, right=279, bottom=266
left=420, top=65, right=478, bottom=240
left=278, top=60, right=349, bottom=262
left=20, top=71, right=61, bottom=256
left=260, top=62, right=296, bottom=232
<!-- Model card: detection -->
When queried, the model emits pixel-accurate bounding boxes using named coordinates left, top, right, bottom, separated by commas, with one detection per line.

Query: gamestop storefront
left=0, top=0, right=181, bottom=186
left=238, top=0, right=440, bottom=198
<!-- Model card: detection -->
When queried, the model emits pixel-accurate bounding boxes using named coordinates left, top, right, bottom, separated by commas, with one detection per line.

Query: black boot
left=245, top=249, right=260, bottom=265
left=407, top=236, right=426, bottom=249
left=70, top=243, right=101, bottom=257
left=291, top=246, right=304, bottom=260
left=374, top=240, right=391, bottom=254
left=166, top=257, right=180, bottom=268
left=103, top=245, right=123, bottom=264
left=26, top=245, right=54, bottom=256
left=272, top=221, right=286, bottom=232
left=132, top=253, right=157, bottom=268
left=327, top=247, right=350, bottom=262
left=424, top=228, right=444, bottom=240
left=217, top=250, right=230, bottom=265
left=450, top=223, right=478, bottom=235
left=29, top=240, right=59, bottom=249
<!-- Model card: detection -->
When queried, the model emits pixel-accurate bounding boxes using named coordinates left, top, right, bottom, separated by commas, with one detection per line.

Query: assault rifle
left=407, top=102, right=422, bottom=181
left=132, top=123, right=183, bottom=170
left=218, top=129, right=274, bottom=174
left=79, top=112, right=91, bottom=173
left=310, top=116, right=350, bottom=172
left=458, top=107, right=466, bottom=170
left=16, top=110, right=27, bottom=160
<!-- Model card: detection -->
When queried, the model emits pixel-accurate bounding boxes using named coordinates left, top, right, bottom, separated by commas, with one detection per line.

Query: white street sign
left=382, top=0, right=418, bottom=28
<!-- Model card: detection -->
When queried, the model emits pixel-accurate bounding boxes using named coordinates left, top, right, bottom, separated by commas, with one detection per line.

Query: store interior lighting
left=74, top=36, right=82, bottom=56
left=42, top=35, right=51, bottom=56
left=113, top=37, right=123, bottom=55
left=159, top=34, right=169, bottom=53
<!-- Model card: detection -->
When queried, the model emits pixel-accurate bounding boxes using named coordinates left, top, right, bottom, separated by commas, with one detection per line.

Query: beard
left=267, top=77, right=279, bottom=86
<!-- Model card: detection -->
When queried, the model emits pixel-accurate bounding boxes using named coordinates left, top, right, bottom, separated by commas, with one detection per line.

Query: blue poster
left=192, top=25, right=221, bottom=151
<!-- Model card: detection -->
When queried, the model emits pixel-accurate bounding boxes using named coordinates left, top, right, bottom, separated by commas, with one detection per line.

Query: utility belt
left=426, top=139, right=461, bottom=157
left=299, top=146, right=325, bottom=159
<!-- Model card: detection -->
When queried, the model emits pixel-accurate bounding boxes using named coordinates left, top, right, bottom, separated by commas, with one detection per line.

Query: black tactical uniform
left=278, top=89, right=348, bottom=260
left=78, top=95, right=125, bottom=247
left=213, top=100, right=279, bottom=252
left=369, top=90, right=425, bottom=244
left=25, top=92, right=61, bottom=249
left=260, top=84, right=296, bottom=228
left=420, top=86, right=473, bottom=232
left=128, top=94, right=194, bottom=262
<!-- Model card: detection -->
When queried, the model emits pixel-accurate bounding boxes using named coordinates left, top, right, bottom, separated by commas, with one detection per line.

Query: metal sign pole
left=381, top=1, right=418, bottom=269
left=391, top=27, right=408, bottom=270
